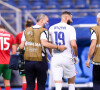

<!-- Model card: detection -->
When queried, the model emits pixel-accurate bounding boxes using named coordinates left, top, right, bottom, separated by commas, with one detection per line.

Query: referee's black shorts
left=25, top=57, right=48, bottom=90
left=93, top=65, right=100, bottom=82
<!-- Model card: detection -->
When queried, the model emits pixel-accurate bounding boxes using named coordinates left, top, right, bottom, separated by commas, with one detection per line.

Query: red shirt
left=0, top=30, right=16, bottom=64
left=16, top=32, right=23, bottom=44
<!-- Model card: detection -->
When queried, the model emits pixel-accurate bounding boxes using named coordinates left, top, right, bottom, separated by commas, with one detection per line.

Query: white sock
left=68, top=84, right=75, bottom=90
left=55, top=83, right=62, bottom=90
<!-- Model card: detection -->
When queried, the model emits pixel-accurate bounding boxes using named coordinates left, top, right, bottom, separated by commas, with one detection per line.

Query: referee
left=86, top=13, right=100, bottom=90
left=19, top=14, right=66, bottom=90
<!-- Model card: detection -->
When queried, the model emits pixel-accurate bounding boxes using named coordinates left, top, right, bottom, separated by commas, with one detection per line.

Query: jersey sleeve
left=11, top=34, right=16, bottom=45
left=40, top=30, right=48, bottom=40
left=21, top=31, right=26, bottom=41
left=70, top=27, right=76, bottom=41
left=48, top=26, right=52, bottom=42
left=91, top=29, right=97, bottom=40
left=16, top=34, right=19, bottom=44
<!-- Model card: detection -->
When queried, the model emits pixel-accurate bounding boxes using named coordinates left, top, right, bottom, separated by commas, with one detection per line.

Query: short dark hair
left=25, top=19, right=33, bottom=27
left=61, top=11, right=72, bottom=16
left=0, top=25, right=5, bottom=29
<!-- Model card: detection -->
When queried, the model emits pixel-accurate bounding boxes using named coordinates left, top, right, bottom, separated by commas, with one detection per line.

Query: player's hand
left=86, top=59, right=90, bottom=68
left=73, top=56, right=79, bottom=64
left=58, top=45, right=67, bottom=52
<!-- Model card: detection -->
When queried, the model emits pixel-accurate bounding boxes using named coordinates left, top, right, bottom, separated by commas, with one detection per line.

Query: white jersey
left=49, top=22, right=76, bottom=58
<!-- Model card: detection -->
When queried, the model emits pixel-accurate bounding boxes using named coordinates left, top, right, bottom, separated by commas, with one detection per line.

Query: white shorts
left=51, top=55, right=76, bottom=81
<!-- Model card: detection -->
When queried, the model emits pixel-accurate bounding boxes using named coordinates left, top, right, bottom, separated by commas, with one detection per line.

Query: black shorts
left=93, top=65, right=100, bottom=82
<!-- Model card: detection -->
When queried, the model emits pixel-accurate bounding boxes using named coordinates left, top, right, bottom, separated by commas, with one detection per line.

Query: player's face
left=43, top=16, right=49, bottom=24
left=67, top=15, right=73, bottom=25
left=97, top=18, right=100, bottom=25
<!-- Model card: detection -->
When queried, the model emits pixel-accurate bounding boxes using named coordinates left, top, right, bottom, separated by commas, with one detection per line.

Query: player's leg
left=3, top=65, right=11, bottom=90
left=19, top=53, right=27, bottom=90
left=34, top=78, right=37, bottom=90
left=63, top=58, right=76, bottom=90
left=4, top=79, right=11, bottom=90
left=22, top=76, right=27, bottom=90
left=51, top=57, right=63, bottom=90
left=68, top=76, right=75, bottom=90
left=0, top=64, right=4, bottom=90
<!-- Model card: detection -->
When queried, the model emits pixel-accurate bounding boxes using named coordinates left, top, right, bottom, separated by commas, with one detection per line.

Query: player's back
left=0, top=30, right=15, bottom=64
left=49, top=22, right=76, bottom=58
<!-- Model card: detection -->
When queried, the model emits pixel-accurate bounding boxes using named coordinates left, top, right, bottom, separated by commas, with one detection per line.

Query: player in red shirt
left=0, top=25, right=16, bottom=90
left=16, top=19, right=37, bottom=90
left=16, top=31, right=26, bottom=90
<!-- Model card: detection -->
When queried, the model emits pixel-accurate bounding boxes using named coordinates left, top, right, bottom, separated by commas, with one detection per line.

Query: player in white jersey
left=49, top=11, right=79, bottom=90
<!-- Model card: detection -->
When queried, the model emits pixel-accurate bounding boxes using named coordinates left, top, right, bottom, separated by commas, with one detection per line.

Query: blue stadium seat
left=31, top=2, right=45, bottom=10
left=75, top=58, right=90, bottom=83
left=3, top=0, right=15, bottom=5
left=45, top=1, right=60, bottom=10
left=75, top=0, right=89, bottom=9
left=81, top=47, right=93, bottom=81
left=46, top=12, right=60, bottom=18
left=75, top=58, right=82, bottom=77
left=1, top=1, right=16, bottom=9
left=89, top=0, right=100, bottom=9
left=17, top=0, right=30, bottom=10
left=60, top=0, right=75, bottom=9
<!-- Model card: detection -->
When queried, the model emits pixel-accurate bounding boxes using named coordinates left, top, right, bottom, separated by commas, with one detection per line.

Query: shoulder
left=91, top=26, right=98, bottom=30
left=16, top=32, right=23, bottom=37
left=67, top=25, right=75, bottom=31
left=4, top=31, right=12, bottom=37
left=49, top=23, right=59, bottom=31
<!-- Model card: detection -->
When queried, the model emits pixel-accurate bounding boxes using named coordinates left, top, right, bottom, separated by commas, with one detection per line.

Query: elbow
left=12, top=52, right=16, bottom=55
left=41, top=40, right=48, bottom=47
left=12, top=50, right=16, bottom=55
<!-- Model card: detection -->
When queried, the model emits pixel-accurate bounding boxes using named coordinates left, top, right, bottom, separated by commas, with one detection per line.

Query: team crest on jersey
left=27, top=31, right=33, bottom=36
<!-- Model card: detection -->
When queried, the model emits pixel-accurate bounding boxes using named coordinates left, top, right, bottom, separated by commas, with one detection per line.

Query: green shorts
left=0, top=64, right=11, bottom=80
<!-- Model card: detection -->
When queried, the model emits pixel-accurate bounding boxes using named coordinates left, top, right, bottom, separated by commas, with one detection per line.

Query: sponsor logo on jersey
left=54, top=26, right=66, bottom=30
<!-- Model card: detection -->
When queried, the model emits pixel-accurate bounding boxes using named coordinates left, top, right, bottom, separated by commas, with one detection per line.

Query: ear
left=40, top=19, right=43, bottom=23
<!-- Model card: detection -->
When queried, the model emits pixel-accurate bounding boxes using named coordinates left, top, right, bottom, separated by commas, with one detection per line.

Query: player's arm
left=48, top=41, right=52, bottom=54
left=71, top=40, right=78, bottom=56
left=87, top=39, right=96, bottom=60
left=86, top=39, right=96, bottom=68
left=19, top=41, right=25, bottom=49
left=41, top=31, right=66, bottom=51
left=70, top=27, right=78, bottom=56
left=19, top=32, right=25, bottom=49
left=86, top=29, right=97, bottom=68
left=11, top=44, right=16, bottom=54
left=70, top=27, right=78, bottom=64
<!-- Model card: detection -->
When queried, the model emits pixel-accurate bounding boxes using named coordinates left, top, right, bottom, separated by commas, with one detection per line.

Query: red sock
left=0, top=87, right=1, bottom=90
left=5, top=86, right=10, bottom=90
left=34, top=83, right=37, bottom=90
left=22, top=83, right=27, bottom=90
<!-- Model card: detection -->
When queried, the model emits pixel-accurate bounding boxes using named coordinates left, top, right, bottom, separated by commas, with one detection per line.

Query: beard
left=67, top=20, right=71, bottom=25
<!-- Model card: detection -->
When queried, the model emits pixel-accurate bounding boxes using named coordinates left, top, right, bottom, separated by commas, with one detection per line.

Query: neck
left=36, top=22, right=43, bottom=27
left=0, top=28, right=5, bottom=31
left=61, top=20, right=67, bottom=23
